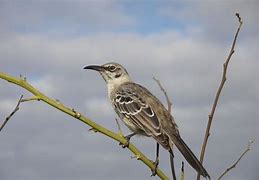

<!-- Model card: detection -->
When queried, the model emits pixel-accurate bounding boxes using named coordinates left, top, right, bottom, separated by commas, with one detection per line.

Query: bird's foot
left=119, top=134, right=131, bottom=148
left=150, top=158, right=159, bottom=177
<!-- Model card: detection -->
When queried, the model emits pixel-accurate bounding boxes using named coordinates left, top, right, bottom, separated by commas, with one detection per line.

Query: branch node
left=131, top=155, right=141, bottom=160
left=88, top=127, right=98, bottom=133
left=19, top=74, right=27, bottom=81
left=71, top=108, right=81, bottom=118
left=75, top=112, right=81, bottom=118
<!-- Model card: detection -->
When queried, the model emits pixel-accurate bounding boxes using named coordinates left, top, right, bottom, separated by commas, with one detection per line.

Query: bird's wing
left=113, top=85, right=162, bottom=137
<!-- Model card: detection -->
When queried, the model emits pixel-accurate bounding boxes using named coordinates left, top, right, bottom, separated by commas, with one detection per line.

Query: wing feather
left=113, top=88, right=161, bottom=136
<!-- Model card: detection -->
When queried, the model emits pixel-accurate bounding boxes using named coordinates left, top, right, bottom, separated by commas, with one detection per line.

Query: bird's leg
left=151, top=143, right=160, bottom=177
left=119, top=132, right=136, bottom=148
left=169, top=149, right=177, bottom=180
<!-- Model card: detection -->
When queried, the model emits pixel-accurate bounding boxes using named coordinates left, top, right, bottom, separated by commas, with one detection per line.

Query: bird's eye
left=108, top=65, right=116, bottom=71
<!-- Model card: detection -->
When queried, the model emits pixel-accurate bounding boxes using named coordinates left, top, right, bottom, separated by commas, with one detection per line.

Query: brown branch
left=153, top=77, right=172, bottom=114
left=153, top=77, right=177, bottom=180
left=115, top=118, right=123, bottom=135
left=197, top=13, right=243, bottom=180
left=217, top=140, right=254, bottom=180
left=0, top=95, right=23, bottom=132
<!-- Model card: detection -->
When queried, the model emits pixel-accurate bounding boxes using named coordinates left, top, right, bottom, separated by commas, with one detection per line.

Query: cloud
left=160, top=1, right=259, bottom=41
left=0, top=1, right=135, bottom=36
left=0, top=1, right=258, bottom=180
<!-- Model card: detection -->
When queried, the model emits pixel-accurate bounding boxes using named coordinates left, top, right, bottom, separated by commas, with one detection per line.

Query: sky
left=0, top=1, right=258, bottom=180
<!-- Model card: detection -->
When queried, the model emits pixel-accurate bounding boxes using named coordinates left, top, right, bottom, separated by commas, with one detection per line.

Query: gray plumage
left=84, top=62, right=210, bottom=179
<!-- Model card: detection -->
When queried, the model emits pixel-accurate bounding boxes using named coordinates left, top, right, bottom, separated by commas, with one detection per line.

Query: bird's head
left=84, top=62, right=131, bottom=85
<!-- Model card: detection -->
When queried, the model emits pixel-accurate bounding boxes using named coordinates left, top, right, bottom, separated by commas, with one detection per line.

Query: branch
left=153, top=77, right=177, bottom=180
left=217, top=140, right=254, bottom=180
left=197, top=13, right=243, bottom=180
left=0, top=95, right=23, bottom=132
left=153, top=77, right=172, bottom=114
left=115, top=118, right=123, bottom=135
left=0, top=72, right=169, bottom=180
left=21, top=96, right=40, bottom=102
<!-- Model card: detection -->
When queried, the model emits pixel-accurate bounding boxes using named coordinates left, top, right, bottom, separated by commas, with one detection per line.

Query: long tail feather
left=170, top=135, right=210, bottom=179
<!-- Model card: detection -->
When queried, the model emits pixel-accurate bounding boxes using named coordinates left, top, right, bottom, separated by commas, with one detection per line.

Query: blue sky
left=0, top=1, right=258, bottom=180
left=1, top=1, right=189, bottom=36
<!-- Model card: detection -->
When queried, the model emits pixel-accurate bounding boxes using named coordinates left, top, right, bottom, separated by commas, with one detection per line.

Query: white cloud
left=0, top=1, right=258, bottom=180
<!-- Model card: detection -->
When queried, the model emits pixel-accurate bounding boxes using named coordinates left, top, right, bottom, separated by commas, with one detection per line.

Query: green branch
left=0, top=72, right=168, bottom=180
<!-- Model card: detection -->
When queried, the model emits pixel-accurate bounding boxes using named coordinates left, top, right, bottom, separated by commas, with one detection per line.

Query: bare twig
left=0, top=95, right=23, bottom=132
left=197, top=13, right=243, bottom=180
left=153, top=77, right=177, bottom=180
left=21, top=96, right=40, bottom=102
left=217, top=140, right=254, bottom=180
left=115, top=118, right=123, bottom=135
left=153, top=77, right=172, bottom=114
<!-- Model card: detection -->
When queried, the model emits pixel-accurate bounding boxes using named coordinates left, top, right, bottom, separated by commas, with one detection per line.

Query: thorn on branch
left=88, top=127, right=98, bottom=133
left=72, top=108, right=81, bottom=118
left=55, top=99, right=61, bottom=103
left=19, top=74, right=27, bottom=81
left=0, top=95, right=23, bottom=132
left=131, top=155, right=141, bottom=160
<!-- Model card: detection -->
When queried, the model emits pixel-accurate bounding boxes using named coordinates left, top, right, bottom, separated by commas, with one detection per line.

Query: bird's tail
left=170, top=135, right=210, bottom=179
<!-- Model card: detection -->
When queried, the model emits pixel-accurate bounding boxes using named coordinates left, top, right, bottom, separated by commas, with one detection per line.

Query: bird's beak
left=83, top=65, right=105, bottom=72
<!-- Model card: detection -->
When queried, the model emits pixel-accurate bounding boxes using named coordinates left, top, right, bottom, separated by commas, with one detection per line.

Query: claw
left=122, top=141, right=129, bottom=148
left=119, top=133, right=136, bottom=148
left=150, top=158, right=159, bottom=177
left=119, top=135, right=131, bottom=148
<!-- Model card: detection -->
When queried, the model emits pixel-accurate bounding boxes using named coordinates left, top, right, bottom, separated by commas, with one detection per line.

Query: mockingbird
left=84, top=62, right=210, bottom=179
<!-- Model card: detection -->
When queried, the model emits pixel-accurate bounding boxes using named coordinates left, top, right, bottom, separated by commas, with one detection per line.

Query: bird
left=84, top=62, right=210, bottom=179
